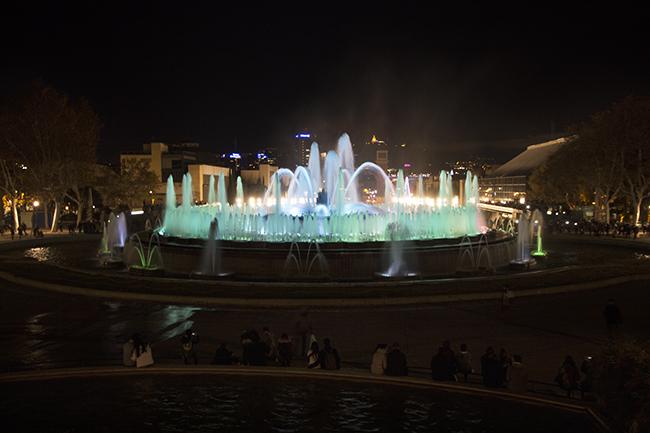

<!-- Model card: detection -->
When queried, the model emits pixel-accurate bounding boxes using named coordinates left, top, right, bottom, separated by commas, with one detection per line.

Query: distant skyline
left=2, top=2, right=648, bottom=165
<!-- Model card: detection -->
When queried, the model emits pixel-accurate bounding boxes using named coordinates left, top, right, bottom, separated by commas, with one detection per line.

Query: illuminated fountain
left=146, top=133, right=514, bottom=280
left=99, top=212, right=127, bottom=267
left=160, top=133, right=482, bottom=243
left=531, top=209, right=546, bottom=258
left=510, top=213, right=535, bottom=269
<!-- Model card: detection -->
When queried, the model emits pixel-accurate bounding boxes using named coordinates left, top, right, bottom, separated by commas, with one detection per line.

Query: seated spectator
left=507, top=354, right=528, bottom=393
left=212, top=343, right=237, bottom=365
left=371, top=344, right=388, bottom=376
left=385, top=342, right=408, bottom=376
left=122, top=334, right=136, bottom=367
left=242, top=330, right=267, bottom=366
left=307, top=341, right=320, bottom=369
left=319, top=338, right=341, bottom=370
left=277, top=333, right=293, bottom=367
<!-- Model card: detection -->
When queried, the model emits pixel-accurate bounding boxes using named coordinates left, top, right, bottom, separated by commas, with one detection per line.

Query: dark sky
left=2, top=2, right=649, bottom=166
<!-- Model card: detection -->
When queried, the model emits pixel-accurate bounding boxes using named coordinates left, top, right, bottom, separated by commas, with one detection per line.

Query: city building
left=294, top=132, right=314, bottom=167
left=479, top=136, right=569, bottom=204
left=121, top=142, right=277, bottom=206
left=363, top=135, right=409, bottom=172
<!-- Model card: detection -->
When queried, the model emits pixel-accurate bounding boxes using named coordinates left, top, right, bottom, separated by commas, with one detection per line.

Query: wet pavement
left=2, top=271, right=650, bottom=386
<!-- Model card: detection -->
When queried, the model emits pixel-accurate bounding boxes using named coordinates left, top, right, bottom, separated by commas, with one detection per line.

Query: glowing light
left=33, top=200, right=40, bottom=207
left=229, top=153, right=241, bottom=159
left=519, top=197, right=526, bottom=204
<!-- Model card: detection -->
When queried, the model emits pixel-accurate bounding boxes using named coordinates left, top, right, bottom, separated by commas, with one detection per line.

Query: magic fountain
left=133, top=133, right=515, bottom=280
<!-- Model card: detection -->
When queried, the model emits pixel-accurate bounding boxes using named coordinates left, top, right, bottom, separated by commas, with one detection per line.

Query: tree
left=529, top=96, right=650, bottom=224
left=613, top=97, right=650, bottom=225
left=0, top=81, right=100, bottom=230
left=528, top=138, right=587, bottom=210
left=593, top=339, right=650, bottom=432
left=96, top=159, right=158, bottom=209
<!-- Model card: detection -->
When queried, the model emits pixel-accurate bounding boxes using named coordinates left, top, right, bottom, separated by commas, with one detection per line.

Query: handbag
left=136, top=345, right=154, bottom=368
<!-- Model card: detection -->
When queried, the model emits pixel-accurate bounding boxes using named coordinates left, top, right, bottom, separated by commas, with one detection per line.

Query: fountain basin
left=128, top=266, right=165, bottom=277
left=126, top=230, right=516, bottom=281
left=190, top=271, right=235, bottom=280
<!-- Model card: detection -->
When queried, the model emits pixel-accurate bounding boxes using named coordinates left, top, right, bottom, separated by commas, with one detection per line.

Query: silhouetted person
left=556, top=355, right=580, bottom=397
left=307, top=341, right=320, bottom=369
left=243, top=330, right=267, bottom=366
left=481, top=347, right=500, bottom=387
left=430, top=341, right=458, bottom=381
left=386, top=343, right=408, bottom=376
left=319, top=338, right=341, bottom=370
left=496, top=348, right=511, bottom=387
left=603, top=299, right=622, bottom=336
left=212, top=343, right=236, bottom=365
left=371, top=344, right=388, bottom=376
left=456, top=343, right=473, bottom=382
left=277, top=333, right=293, bottom=367
left=507, top=354, right=528, bottom=393
left=580, top=356, right=594, bottom=399
left=181, top=328, right=200, bottom=365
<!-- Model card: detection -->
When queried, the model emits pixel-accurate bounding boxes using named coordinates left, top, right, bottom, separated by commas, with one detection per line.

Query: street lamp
left=33, top=200, right=40, bottom=207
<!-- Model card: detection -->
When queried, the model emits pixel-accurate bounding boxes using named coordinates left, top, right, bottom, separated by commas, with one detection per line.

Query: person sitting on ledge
left=319, top=338, right=341, bottom=370
left=212, top=343, right=237, bottom=365
left=243, top=330, right=267, bottom=366
left=371, top=344, right=388, bottom=376
left=385, top=342, right=408, bottom=376
left=307, top=341, right=320, bottom=369
left=277, top=333, right=293, bottom=367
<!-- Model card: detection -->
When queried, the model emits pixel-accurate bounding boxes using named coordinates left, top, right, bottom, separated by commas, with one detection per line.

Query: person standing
left=481, top=347, right=499, bottom=387
left=507, top=354, right=528, bottom=393
left=603, top=299, right=622, bottom=337
left=456, top=343, right=473, bottom=382
left=501, top=286, right=513, bottom=312
left=262, top=326, right=278, bottom=363
left=556, top=355, right=580, bottom=397
left=181, top=328, right=200, bottom=365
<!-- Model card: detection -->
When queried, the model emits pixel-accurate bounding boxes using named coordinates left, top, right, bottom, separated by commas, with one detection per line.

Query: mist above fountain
left=160, top=133, right=481, bottom=243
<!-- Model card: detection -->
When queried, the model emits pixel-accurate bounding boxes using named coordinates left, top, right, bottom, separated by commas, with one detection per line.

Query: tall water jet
left=236, top=176, right=244, bottom=206
left=196, top=218, right=230, bottom=277
left=336, top=133, right=355, bottom=175
left=417, top=175, right=424, bottom=200
left=208, top=175, right=216, bottom=205
left=106, top=212, right=127, bottom=249
left=511, top=214, right=533, bottom=268
left=308, top=142, right=322, bottom=191
left=531, top=209, right=546, bottom=257
left=323, top=151, right=340, bottom=206
left=182, top=174, right=193, bottom=208
left=217, top=174, right=227, bottom=212
left=166, top=175, right=176, bottom=211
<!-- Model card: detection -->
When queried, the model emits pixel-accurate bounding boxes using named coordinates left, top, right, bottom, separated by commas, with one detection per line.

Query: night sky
left=1, top=2, right=649, bottom=166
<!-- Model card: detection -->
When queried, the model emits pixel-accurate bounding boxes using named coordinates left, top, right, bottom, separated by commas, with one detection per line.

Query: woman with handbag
left=131, top=334, right=155, bottom=368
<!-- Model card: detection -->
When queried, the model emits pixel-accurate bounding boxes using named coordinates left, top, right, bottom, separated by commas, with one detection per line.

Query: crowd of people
left=121, top=325, right=604, bottom=400
left=548, top=218, right=649, bottom=239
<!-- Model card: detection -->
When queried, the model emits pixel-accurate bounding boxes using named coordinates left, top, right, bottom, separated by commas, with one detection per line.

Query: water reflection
left=1, top=375, right=596, bottom=433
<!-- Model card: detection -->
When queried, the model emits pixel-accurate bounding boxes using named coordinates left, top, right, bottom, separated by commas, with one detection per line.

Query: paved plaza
left=1, top=233, right=649, bottom=387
